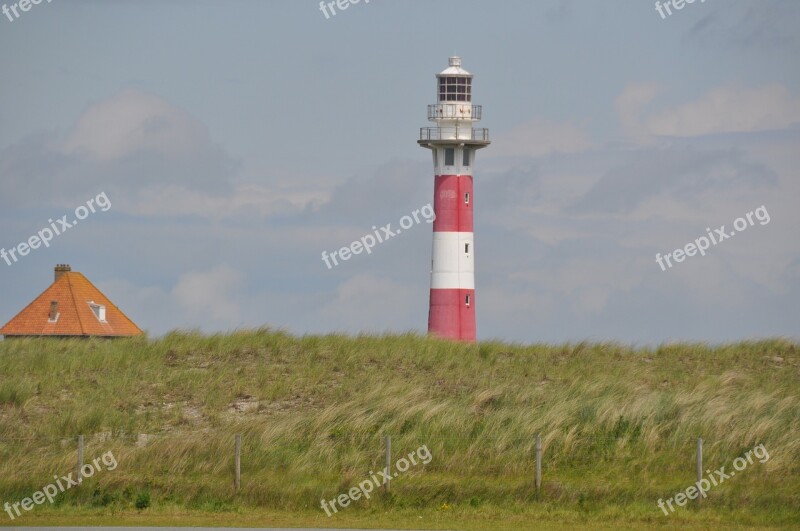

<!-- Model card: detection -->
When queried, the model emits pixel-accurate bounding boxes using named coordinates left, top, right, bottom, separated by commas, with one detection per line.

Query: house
left=0, top=265, right=143, bottom=338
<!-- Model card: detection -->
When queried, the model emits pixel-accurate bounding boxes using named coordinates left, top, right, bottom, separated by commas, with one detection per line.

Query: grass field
left=0, top=330, right=798, bottom=529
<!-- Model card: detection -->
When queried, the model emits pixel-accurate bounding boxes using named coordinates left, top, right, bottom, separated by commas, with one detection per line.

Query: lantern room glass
left=438, top=76, right=472, bottom=102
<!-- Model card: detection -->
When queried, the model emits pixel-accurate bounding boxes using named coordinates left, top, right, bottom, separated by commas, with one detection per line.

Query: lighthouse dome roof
left=437, top=56, right=473, bottom=78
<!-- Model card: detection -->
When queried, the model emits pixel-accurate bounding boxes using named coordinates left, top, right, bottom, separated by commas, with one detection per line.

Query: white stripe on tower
left=430, top=233, right=475, bottom=290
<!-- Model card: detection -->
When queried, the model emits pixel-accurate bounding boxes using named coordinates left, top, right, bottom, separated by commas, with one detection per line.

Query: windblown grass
left=0, top=330, right=797, bottom=528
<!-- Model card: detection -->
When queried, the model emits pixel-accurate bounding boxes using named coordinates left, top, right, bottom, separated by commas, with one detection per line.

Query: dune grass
left=0, top=330, right=797, bottom=528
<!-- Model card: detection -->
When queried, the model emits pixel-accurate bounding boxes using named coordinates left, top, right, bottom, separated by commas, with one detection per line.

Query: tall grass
left=0, top=330, right=797, bottom=525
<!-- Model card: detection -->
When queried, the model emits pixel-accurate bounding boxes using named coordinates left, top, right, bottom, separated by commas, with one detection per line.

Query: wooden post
left=696, top=437, right=702, bottom=501
left=384, top=435, right=391, bottom=493
left=535, top=433, right=542, bottom=492
left=76, top=435, right=84, bottom=484
left=234, top=434, right=242, bottom=492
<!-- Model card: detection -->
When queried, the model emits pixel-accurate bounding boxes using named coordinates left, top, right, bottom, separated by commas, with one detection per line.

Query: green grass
left=0, top=330, right=798, bottom=529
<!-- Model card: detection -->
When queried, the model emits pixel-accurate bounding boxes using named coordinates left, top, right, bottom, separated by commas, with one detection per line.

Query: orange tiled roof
left=0, top=270, right=142, bottom=337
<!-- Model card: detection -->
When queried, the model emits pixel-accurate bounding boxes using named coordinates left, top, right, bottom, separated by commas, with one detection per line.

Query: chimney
left=49, top=301, right=59, bottom=321
left=54, top=264, right=71, bottom=282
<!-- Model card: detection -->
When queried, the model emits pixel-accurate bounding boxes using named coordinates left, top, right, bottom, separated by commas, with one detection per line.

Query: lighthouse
left=418, top=57, right=490, bottom=342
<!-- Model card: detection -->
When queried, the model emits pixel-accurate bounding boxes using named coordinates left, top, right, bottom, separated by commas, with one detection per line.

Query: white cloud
left=617, top=83, right=800, bottom=141
left=0, top=89, right=239, bottom=206
left=61, top=89, right=213, bottom=162
left=646, top=85, right=800, bottom=137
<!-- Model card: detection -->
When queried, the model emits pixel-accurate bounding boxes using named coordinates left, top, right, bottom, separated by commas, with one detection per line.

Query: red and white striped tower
left=418, top=57, right=490, bottom=342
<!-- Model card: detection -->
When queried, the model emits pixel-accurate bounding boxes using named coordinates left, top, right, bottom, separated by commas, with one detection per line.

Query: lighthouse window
left=444, top=148, right=455, bottom=166
left=465, top=192, right=470, bottom=204
left=463, top=149, right=471, bottom=166
left=439, top=76, right=472, bottom=102
left=465, top=294, right=471, bottom=306
left=465, top=243, right=470, bottom=254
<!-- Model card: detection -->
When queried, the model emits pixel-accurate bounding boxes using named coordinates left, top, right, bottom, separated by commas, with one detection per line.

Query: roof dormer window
left=88, top=301, right=107, bottom=323
left=48, top=301, right=59, bottom=323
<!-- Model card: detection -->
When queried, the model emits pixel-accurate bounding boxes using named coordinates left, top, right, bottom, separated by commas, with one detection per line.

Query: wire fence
left=0, top=430, right=778, bottom=496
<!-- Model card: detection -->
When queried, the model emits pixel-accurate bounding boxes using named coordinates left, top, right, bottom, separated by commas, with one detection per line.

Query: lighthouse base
left=428, top=288, right=475, bottom=342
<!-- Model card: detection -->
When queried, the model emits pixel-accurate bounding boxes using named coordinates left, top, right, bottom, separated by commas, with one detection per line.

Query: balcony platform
left=418, top=127, right=491, bottom=149
left=428, top=104, right=482, bottom=121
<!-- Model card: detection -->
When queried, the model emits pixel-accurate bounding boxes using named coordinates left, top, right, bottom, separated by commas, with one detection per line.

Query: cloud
left=116, top=181, right=327, bottom=221
left=0, top=89, right=238, bottom=208
left=0, top=89, right=335, bottom=222
left=313, top=160, right=433, bottom=225
left=62, top=89, right=213, bottom=162
left=318, top=274, right=422, bottom=333
left=491, top=118, right=592, bottom=158
left=545, top=0, right=573, bottom=22
left=171, top=265, right=244, bottom=326
left=615, top=83, right=659, bottom=141
left=645, top=85, right=800, bottom=137
left=688, top=1, right=800, bottom=51
left=616, top=83, right=800, bottom=141
left=572, top=146, right=777, bottom=215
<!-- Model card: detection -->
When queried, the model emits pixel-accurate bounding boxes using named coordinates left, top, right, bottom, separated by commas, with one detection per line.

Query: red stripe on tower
left=432, top=175, right=473, bottom=233
left=418, top=57, right=490, bottom=342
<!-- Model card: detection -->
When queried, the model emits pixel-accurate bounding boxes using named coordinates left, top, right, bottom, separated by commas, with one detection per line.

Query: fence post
left=76, top=435, right=84, bottom=484
left=696, top=437, right=703, bottom=502
left=535, top=433, right=542, bottom=492
left=235, top=434, right=242, bottom=492
left=384, top=435, right=391, bottom=493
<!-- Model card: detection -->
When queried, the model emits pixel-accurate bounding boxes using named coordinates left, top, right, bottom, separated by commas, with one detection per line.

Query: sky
left=0, top=0, right=798, bottom=344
